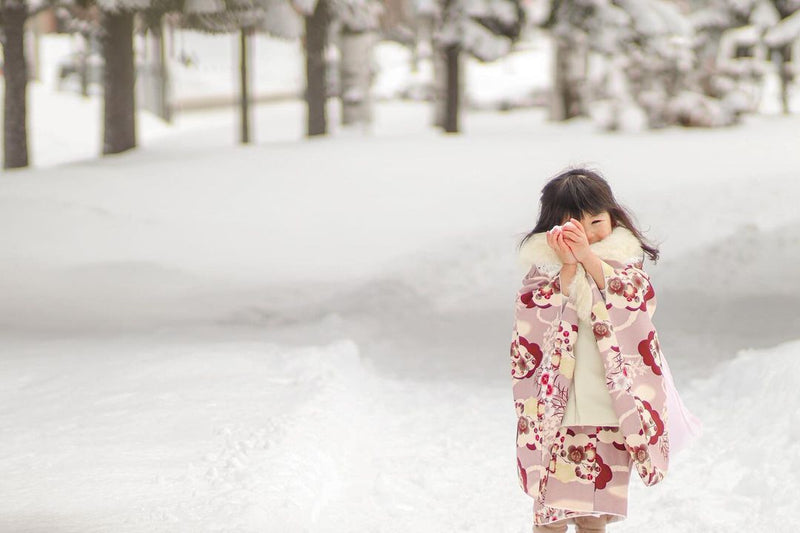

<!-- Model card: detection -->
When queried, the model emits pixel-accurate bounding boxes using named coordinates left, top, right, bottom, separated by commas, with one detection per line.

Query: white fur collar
left=518, top=224, right=643, bottom=270
left=517, top=225, right=644, bottom=322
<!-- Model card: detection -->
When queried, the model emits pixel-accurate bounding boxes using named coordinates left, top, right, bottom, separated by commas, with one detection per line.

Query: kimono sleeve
left=510, top=265, right=568, bottom=383
left=510, top=265, right=579, bottom=498
left=585, top=258, right=670, bottom=486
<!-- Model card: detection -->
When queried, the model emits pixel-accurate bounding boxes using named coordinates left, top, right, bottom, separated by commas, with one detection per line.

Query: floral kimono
left=510, top=225, right=670, bottom=526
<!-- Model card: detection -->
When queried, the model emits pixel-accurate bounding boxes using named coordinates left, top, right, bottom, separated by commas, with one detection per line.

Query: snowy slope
left=2, top=102, right=799, bottom=330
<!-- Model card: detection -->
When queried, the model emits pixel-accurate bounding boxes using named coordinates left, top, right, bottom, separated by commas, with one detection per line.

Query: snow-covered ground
left=3, top=34, right=800, bottom=533
left=2, top=98, right=800, bottom=532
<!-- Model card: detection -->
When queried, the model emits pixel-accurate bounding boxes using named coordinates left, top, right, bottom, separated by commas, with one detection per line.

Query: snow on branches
left=437, top=0, right=525, bottom=62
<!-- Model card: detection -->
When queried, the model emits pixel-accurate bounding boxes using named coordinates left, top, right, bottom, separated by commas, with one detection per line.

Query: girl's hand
left=561, top=218, right=592, bottom=263
left=547, top=226, right=577, bottom=265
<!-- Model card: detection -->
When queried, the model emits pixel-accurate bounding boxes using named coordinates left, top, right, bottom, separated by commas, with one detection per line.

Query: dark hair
left=517, top=168, right=660, bottom=263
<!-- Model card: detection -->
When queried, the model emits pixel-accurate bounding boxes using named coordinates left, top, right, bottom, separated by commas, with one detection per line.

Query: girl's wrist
left=577, top=250, right=595, bottom=264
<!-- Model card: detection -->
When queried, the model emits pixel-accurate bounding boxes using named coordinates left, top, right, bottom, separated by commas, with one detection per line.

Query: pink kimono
left=511, top=226, right=671, bottom=527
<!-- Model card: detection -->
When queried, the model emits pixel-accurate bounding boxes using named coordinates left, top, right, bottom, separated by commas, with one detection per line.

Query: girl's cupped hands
left=546, top=224, right=578, bottom=265
left=560, top=218, right=592, bottom=262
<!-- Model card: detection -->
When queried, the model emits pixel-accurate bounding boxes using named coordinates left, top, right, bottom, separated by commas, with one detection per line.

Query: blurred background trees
left=2, top=0, right=799, bottom=169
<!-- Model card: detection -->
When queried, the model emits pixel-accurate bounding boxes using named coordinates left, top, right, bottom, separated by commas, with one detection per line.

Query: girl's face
left=562, top=210, right=613, bottom=245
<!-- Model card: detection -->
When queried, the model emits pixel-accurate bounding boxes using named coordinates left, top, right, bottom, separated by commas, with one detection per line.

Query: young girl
left=510, top=168, right=699, bottom=533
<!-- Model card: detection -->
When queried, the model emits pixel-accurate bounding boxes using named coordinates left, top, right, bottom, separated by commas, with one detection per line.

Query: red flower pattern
left=511, top=337, right=543, bottom=379
left=631, top=445, right=648, bottom=464
left=637, top=330, right=663, bottom=376
left=519, top=276, right=561, bottom=310
left=593, top=321, right=612, bottom=339
left=637, top=398, right=666, bottom=445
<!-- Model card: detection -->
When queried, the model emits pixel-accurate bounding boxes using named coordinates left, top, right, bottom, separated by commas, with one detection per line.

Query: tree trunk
left=239, top=26, right=252, bottom=144
left=339, top=29, right=374, bottom=127
left=156, top=22, right=171, bottom=122
left=79, top=33, right=90, bottom=98
left=101, top=10, right=137, bottom=155
left=3, top=2, right=30, bottom=169
left=305, top=0, right=329, bottom=137
left=30, top=17, right=40, bottom=82
left=443, top=43, right=460, bottom=133
left=432, top=44, right=446, bottom=128
left=778, top=45, right=791, bottom=115
left=550, top=36, right=585, bottom=121
left=146, top=11, right=171, bottom=122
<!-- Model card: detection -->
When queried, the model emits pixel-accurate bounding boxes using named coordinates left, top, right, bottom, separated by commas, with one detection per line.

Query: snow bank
left=624, top=339, right=800, bottom=533
left=655, top=220, right=800, bottom=298
left=0, top=336, right=376, bottom=533
left=0, top=331, right=525, bottom=532
left=3, top=324, right=792, bottom=532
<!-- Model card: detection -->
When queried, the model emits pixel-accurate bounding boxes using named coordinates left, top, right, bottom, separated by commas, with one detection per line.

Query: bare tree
left=434, top=0, right=525, bottom=133
left=239, top=25, right=253, bottom=143
left=101, top=8, right=137, bottom=154
left=442, top=37, right=459, bottom=132
left=179, top=0, right=305, bottom=144
left=304, top=0, right=329, bottom=136
left=2, top=0, right=29, bottom=169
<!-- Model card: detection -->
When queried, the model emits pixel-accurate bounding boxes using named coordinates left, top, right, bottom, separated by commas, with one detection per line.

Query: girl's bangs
left=554, top=188, right=609, bottom=219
